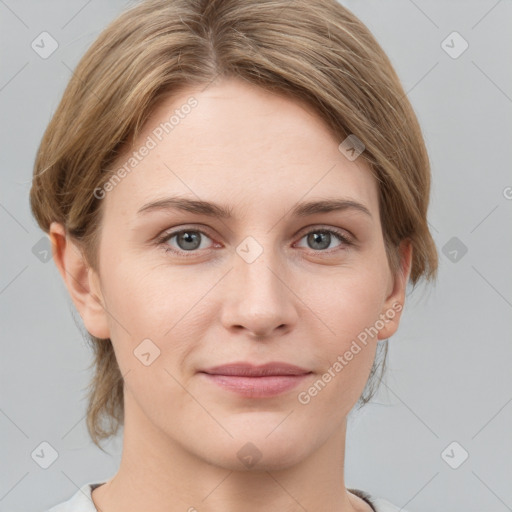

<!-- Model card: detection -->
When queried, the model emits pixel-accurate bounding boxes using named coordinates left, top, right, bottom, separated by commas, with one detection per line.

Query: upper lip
left=200, top=362, right=311, bottom=377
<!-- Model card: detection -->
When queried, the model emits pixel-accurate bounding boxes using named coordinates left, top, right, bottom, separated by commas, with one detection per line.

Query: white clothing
left=46, top=481, right=409, bottom=511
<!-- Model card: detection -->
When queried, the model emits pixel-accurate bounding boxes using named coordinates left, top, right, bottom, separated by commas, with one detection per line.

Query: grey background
left=1, top=1, right=511, bottom=511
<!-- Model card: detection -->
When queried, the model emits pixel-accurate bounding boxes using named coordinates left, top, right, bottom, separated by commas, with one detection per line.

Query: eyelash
left=155, top=225, right=354, bottom=259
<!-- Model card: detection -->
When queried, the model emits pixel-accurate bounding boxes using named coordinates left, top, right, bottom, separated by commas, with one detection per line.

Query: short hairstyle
left=30, top=0, right=438, bottom=449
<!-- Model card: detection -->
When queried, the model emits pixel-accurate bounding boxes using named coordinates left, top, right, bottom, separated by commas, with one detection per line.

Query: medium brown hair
left=30, top=0, right=438, bottom=449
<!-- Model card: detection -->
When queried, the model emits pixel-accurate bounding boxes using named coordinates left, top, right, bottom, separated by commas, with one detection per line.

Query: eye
left=155, top=225, right=354, bottom=259
left=156, top=228, right=216, bottom=257
left=295, top=227, right=353, bottom=253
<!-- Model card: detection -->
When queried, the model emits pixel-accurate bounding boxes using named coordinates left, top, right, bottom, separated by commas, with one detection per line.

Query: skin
left=50, top=77, right=411, bottom=512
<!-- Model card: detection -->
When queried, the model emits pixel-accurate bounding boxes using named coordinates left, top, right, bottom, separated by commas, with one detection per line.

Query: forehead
left=103, top=78, right=379, bottom=222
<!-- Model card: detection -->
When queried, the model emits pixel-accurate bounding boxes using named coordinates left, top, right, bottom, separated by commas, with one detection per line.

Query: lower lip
left=200, top=373, right=312, bottom=398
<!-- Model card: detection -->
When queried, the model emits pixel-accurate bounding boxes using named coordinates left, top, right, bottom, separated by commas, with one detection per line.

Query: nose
left=220, top=242, right=298, bottom=339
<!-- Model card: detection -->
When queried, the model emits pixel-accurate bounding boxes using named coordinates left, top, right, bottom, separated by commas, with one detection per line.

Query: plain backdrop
left=1, top=1, right=511, bottom=511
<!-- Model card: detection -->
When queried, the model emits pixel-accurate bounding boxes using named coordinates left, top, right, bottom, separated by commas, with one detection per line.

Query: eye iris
left=308, top=231, right=331, bottom=250
left=177, top=231, right=201, bottom=251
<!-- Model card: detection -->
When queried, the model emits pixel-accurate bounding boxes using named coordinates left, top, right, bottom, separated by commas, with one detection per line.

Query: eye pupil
left=308, top=231, right=330, bottom=250
left=177, top=231, right=201, bottom=250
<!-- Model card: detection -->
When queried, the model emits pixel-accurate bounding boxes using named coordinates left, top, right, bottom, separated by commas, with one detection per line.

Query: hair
left=30, top=0, right=438, bottom=449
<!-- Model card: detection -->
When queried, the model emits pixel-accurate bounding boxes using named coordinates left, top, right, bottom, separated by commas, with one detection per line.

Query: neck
left=92, top=390, right=367, bottom=512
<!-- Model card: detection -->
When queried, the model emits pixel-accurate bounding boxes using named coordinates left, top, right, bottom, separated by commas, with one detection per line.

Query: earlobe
left=49, top=222, right=110, bottom=339
left=377, top=240, right=413, bottom=340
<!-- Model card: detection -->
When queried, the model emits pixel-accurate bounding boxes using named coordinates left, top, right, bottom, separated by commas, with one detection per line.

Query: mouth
left=199, top=362, right=313, bottom=398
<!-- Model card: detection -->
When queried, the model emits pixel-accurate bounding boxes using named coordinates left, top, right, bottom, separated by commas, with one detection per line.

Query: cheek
left=99, top=259, right=199, bottom=421
left=296, top=266, right=387, bottom=402
left=98, top=251, right=213, bottom=383
left=305, top=262, right=389, bottom=341
left=101, top=249, right=193, bottom=331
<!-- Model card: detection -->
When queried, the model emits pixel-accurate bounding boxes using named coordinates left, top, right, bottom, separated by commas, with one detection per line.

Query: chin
left=195, top=428, right=311, bottom=472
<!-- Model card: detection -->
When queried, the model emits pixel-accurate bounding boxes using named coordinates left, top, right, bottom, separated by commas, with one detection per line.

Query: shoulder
left=46, top=482, right=105, bottom=512
left=349, top=488, right=410, bottom=512
left=370, top=497, right=410, bottom=512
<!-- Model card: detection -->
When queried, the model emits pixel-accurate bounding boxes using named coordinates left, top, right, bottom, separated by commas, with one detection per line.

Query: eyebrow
left=136, top=196, right=372, bottom=219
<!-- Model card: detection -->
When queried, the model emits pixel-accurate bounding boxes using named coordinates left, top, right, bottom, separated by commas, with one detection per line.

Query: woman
left=30, top=0, right=438, bottom=510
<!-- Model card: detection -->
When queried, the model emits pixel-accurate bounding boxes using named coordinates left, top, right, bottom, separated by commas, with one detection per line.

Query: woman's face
left=72, top=77, right=409, bottom=470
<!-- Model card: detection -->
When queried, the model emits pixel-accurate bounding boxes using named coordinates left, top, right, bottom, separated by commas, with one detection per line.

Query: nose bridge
left=221, top=232, right=297, bottom=336
left=237, top=234, right=283, bottom=295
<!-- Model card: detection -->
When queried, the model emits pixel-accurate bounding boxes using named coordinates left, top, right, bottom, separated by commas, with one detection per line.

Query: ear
left=377, top=239, right=413, bottom=340
left=49, top=222, right=110, bottom=339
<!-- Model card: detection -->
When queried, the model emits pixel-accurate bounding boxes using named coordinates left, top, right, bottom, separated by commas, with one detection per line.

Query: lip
left=199, top=362, right=312, bottom=398
left=200, top=362, right=311, bottom=377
